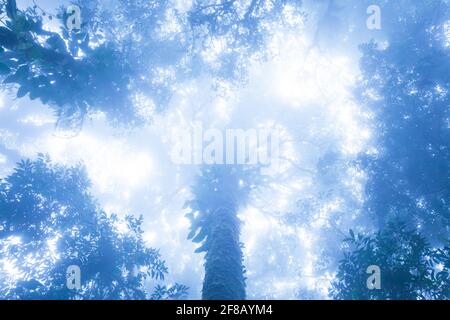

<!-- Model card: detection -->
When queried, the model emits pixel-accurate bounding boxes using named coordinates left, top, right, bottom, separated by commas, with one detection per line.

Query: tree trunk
left=202, top=206, right=246, bottom=300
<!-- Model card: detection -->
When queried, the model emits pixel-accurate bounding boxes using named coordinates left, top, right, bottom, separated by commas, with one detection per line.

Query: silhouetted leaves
left=331, top=222, right=450, bottom=300
left=356, top=1, right=450, bottom=240
left=0, top=155, right=187, bottom=300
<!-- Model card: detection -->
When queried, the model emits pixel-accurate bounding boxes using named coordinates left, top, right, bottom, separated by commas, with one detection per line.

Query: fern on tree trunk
left=202, top=207, right=246, bottom=300
left=187, top=166, right=256, bottom=300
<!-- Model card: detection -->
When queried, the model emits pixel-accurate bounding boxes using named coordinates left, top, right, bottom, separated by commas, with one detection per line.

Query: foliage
left=0, top=0, right=306, bottom=301
left=331, top=221, right=450, bottom=300
left=0, top=0, right=138, bottom=128
left=332, top=1, right=450, bottom=300
left=151, top=283, right=190, bottom=300
left=356, top=0, right=450, bottom=241
left=187, top=0, right=304, bottom=81
left=0, top=155, right=187, bottom=300
left=3, top=0, right=449, bottom=301
left=0, top=0, right=305, bottom=128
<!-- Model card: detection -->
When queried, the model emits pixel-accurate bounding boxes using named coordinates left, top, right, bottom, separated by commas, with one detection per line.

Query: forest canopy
left=0, top=0, right=449, bottom=300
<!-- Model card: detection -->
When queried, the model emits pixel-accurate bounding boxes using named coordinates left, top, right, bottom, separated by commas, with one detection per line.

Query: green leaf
left=349, top=229, right=355, bottom=240
left=16, top=85, right=29, bottom=98
left=3, top=74, right=16, bottom=84
left=194, top=242, right=209, bottom=253
left=6, top=0, right=18, bottom=20
left=3, top=65, right=28, bottom=84
left=29, top=88, right=40, bottom=100
left=16, top=65, right=29, bottom=77
left=0, top=27, right=18, bottom=48
left=0, top=63, right=10, bottom=75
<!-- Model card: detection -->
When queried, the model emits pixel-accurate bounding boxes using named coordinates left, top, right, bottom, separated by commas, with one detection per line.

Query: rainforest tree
left=332, top=0, right=450, bottom=299
left=186, top=166, right=253, bottom=299
left=356, top=0, right=450, bottom=240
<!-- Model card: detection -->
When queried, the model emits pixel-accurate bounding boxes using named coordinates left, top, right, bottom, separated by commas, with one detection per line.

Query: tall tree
left=186, top=166, right=259, bottom=300
left=179, top=1, right=305, bottom=300
left=331, top=0, right=450, bottom=300
left=0, top=0, right=139, bottom=128
left=356, top=0, right=450, bottom=241
left=186, top=166, right=245, bottom=300
left=0, top=0, right=306, bottom=300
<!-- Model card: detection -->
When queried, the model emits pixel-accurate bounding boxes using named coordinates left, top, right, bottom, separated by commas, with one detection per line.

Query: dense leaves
left=1, top=0, right=449, bottom=301
left=331, top=222, right=450, bottom=300
left=0, top=0, right=137, bottom=128
left=0, top=0, right=304, bottom=128
left=0, top=155, right=187, bottom=300
left=0, top=0, right=306, bottom=301
left=332, top=0, right=450, bottom=300
left=356, top=0, right=450, bottom=241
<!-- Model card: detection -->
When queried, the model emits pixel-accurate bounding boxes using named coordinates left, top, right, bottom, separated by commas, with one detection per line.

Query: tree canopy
left=0, top=0, right=449, bottom=300
left=331, top=222, right=450, bottom=300
left=0, top=155, right=188, bottom=299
